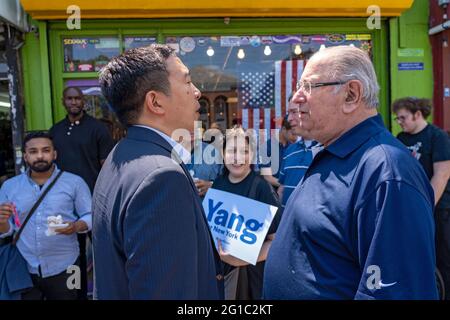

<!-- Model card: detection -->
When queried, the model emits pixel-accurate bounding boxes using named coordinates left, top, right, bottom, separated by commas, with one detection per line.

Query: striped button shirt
left=278, top=139, right=319, bottom=206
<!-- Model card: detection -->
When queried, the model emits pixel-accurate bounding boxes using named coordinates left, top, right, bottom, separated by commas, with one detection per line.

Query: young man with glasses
left=264, top=46, right=438, bottom=300
left=393, top=97, right=450, bottom=299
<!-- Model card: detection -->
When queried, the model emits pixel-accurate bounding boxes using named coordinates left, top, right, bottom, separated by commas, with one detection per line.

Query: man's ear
left=144, top=91, right=165, bottom=115
left=414, top=110, right=422, bottom=120
left=342, top=80, right=363, bottom=114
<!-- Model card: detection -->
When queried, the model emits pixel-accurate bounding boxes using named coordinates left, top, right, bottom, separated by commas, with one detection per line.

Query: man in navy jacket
left=93, top=44, right=222, bottom=299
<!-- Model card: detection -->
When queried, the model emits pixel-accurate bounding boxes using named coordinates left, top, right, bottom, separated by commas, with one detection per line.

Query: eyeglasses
left=296, top=80, right=348, bottom=95
left=394, top=115, right=408, bottom=122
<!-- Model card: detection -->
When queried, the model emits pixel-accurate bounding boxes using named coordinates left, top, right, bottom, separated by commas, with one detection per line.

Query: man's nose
left=292, top=92, right=307, bottom=105
left=193, top=85, right=201, bottom=100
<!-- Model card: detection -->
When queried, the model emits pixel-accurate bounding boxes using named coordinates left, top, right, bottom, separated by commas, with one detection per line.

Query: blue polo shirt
left=263, top=115, right=438, bottom=300
left=278, top=139, right=317, bottom=206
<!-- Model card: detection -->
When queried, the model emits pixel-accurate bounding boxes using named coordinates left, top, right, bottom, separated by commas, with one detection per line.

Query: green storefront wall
left=20, top=1, right=431, bottom=133
left=390, top=0, right=433, bottom=135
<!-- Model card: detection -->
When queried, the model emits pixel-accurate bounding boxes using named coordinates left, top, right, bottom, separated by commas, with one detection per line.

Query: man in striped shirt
left=277, top=139, right=318, bottom=206
left=277, top=99, right=321, bottom=206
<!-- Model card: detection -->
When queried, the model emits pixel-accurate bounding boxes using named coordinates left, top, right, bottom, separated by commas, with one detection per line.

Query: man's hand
left=55, top=220, right=88, bottom=235
left=0, top=203, right=13, bottom=233
left=194, top=179, right=213, bottom=197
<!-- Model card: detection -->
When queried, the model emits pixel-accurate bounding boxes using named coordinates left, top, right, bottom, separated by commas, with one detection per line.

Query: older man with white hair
left=263, top=46, right=438, bottom=300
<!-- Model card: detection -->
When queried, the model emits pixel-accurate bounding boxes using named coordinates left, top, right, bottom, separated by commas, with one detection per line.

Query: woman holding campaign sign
left=209, top=126, right=282, bottom=300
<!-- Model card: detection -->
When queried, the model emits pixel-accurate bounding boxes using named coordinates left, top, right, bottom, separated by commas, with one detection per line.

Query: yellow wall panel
left=21, top=0, right=414, bottom=19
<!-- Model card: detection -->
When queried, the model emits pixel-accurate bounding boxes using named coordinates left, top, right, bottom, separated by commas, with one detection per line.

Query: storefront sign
left=250, top=36, right=262, bottom=47
left=398, top=48, right=424, bottom=57
left=346, top=34, right=372, bottom=41
left=327, top=34, right=346, bottom=44
left=197, top=37, right=208, bottom=46
left=64, top=38, right=88, bottom=45
left=272, top=35, right=302, bottom=44
left=180, top=37, right=196, bottom=52
left=239, top=36, right=250, bottom=45
left=398, top=62, right=424, bottom=71
left=261, top=36, right=273, bottom=44
left=202, top=188, right=278, bottom=265
left=220, top=36, right=241, bottom=47
left=78, top=64, right=93, bottom=72
left=311, top=35, right=327, bottom=42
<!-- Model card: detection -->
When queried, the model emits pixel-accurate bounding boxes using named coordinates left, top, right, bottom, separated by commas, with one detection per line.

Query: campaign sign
left=202, top=188, right=278, bottom=265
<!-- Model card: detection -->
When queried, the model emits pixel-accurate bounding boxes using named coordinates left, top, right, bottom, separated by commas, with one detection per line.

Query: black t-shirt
left=212, top=171, right=282, bottom=299
left=49, top=113, right=114, bottom=192
left=397, top=124, right=450, bottom=209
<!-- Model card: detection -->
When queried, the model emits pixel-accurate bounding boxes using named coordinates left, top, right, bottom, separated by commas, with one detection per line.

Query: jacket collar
left=128, top=125, right=191, bottom=164
left=126, top=126, right=222, bottom=263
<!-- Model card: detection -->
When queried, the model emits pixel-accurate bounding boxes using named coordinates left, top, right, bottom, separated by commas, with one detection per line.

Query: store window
left=60, top=33, right=372, bottom=142
left=198, top=97, right=210, bottom=128
left=166, top=34, right=372, bottom=132
left=124, top=36, right=157, bottom=49
left=63, top=37, right=120, bottom=72
left=62, top=36, right=157, bottom=140
left=213, top=95, right=228, bottom=130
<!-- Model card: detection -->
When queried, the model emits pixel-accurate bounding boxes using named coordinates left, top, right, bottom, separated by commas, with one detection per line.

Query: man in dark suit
left=93, top=44, right=223, bottom=299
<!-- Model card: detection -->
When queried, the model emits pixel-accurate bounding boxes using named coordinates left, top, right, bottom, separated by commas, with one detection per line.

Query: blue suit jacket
left=92, top=126, right=223, bottom=299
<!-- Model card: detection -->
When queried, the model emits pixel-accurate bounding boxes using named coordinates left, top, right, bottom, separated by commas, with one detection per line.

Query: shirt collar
left=326, top=114, right=385, bottom=159
left=25, top=164, right=60, bottom=186
left=296, top=137, right=315, bottom=148
left=64, top=111, right=86, bottom=126
left=133, top=125, right=191, bottom=164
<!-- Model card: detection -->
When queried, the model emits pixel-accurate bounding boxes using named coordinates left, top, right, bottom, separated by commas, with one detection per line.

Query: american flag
left=238, top=60, right=305, bottom=133
left=238, top=69, right=275, bottom=132
left=274, top=59, right=305, bottom=119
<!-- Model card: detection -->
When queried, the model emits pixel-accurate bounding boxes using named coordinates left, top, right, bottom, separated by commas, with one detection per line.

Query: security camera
left=28, top=25, right=38, bottom=33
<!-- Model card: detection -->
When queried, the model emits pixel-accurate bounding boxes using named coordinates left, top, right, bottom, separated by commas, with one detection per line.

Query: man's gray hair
left=309, top=45, right=380, bottom=109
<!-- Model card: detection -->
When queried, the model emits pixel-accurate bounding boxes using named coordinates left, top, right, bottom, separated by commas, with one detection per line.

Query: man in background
left=49, top=86, right=114, bottom=299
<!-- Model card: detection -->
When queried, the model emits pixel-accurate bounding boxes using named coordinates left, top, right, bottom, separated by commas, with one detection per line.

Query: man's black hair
left=63, top=86, right=84, bottom=98
left=22, top=131, right=53, bottom=151
left=99, top=44, right=176, bottom=126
